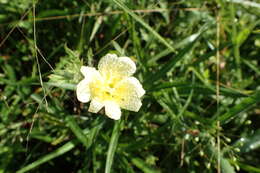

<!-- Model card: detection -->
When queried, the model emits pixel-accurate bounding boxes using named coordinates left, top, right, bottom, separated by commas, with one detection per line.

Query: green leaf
left=217, top=91, right=260, bottom=124
left=45, top=82, right=76, bottom=90
left=48, top=44, right=82, bottom=85
left=17, top=140, right=78, bottom=173
left=242, top=59, right=260, bottom=76
left=229, top=0, right=260, bottom=9
left=37, top=9, right=68, bottom=18
left=89, top=16, right=103, bottom=42
left=149, top=81, right=247, bottom=97
left=147, top=32, right=208, bottom=65
left=65, top=116, right=89, bottom=148
left=112, top=0, right=175, bottom=52
left=131, top=157, right=161, bottom=173
left=221, top=158, right=236, bottom=173
left=240, top=130, right=260, bottom=153
left=235, top=161, right=260, bottom=173
left=105, top=120, right=123, bottom=173
left=144, top=25, right=208, bottom=86
left=17, top=118, right=105, bottom=173
left=207, top=145, right=235, bottom=173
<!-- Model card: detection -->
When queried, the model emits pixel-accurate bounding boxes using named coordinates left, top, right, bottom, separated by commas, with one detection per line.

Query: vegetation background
left=0, top=0, right=260, bottom=172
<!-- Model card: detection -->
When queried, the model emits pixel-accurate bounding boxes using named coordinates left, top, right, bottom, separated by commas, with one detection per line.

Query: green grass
left=1, top=0, right=260, bottom=172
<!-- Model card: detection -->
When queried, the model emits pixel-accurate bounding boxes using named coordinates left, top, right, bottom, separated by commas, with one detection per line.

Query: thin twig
left=0, top=7, right=32, bottom=48
left=216, top=14, right=221, bottom=173
left=0, top=8, right=205, bottom=27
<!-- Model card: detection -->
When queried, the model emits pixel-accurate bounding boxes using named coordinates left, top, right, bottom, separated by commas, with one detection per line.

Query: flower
left=76, top=53, right=145, bottom=120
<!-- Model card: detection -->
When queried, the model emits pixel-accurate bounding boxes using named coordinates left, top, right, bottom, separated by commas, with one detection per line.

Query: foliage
left=0, top=0, right=260, bottom=172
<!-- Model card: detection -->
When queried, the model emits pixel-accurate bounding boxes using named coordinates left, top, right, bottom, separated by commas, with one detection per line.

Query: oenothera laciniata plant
left=76, top=54, right=145, bottom=120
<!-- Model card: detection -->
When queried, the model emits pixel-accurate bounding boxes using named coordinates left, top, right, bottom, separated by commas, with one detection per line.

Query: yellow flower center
left=89, top=74, right=122, bottom=101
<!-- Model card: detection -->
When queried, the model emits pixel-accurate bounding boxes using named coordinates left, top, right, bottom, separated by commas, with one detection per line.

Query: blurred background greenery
left=0, top=0, right=260, bottom=172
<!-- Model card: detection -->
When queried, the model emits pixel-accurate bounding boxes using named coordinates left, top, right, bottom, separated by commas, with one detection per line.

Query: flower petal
left=105, top=101, right=121, bottom=120
left=118, top=56, right=136, bottom=75
left=80, top=66, right=99, bottom=79
left=114, top=77, right=145, bottom=112
left=119, top=97, right=142, bottom=112
left=88, top=99, right=104, bottom=113
left=76, top=79, right=91, bottom=103
left=77, top=66, right=102, bottom=103
left=127, top=77, right=145, bottom=97
left=98, top=54, right=136, bottom=78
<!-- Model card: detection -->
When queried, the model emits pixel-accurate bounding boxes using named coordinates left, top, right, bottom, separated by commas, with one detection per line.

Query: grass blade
left=112, top=0, right=175, bottom=52
left=148, top=81, right=247, bottom=97
left=105, top=120, right=122, bottom=173
left=235, top=161, right=260, bottom=173
left=228, top=0, right=260, bottom=9
left=242, top=59, right=260, bottom=76
left=144, top=26, right=207, bottom=86
left=240, top=130, right=260, bottom=153
left=131, top=157, right=160, bottom=173
left=17, top=140, right=78, bottom=173
left=147, top=32, right=208, bottom=65
left=216, top=91, right=260, bottom=124
left=17, top=118, right=105, bottom=173
left=65, top=116, right=89, bottom=148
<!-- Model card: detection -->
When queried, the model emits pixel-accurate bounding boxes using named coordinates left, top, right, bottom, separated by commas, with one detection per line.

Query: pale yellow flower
left=76, top=54, right=145, bottom=120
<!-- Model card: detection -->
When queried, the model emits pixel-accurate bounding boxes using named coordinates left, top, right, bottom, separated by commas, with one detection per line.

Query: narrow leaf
left=228, top=0, right=260, bottom=9
left=218, top=91, right=260, bottom=124
left=17, top=118, right=104, bottom=173
left=112, top=0, right=175, bottom=52
left=45, top=82, right=76, bottom=90
left=236, top=161, right=260, bottom=173
left=105, top=120, right=122, bottom=173
left=221, top=158, right=236, bottom=173
left=149, top=81, right=247, bottom=97
left=17, top=140, right=78, bottom=173
left=240, top=130, right=260, bottom=153
left=131, top=157, right=161, bottom=173
left=65, top=116, right=89, bottom=148
left=144, top=26, right=207, bottom=86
